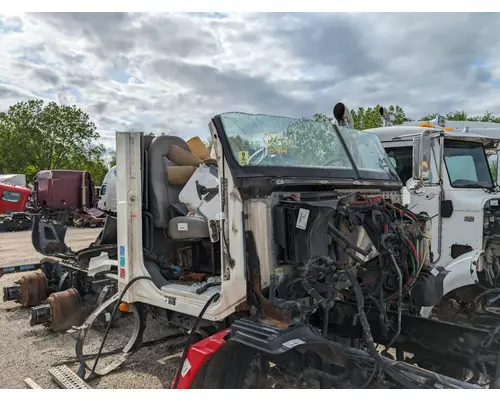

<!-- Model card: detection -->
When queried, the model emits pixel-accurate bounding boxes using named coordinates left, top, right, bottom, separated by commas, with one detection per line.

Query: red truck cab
left=0, top=182, right=32, bottom=214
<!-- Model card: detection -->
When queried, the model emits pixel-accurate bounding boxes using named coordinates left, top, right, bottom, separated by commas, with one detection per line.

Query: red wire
left=407, top=239, right=418, bottom=260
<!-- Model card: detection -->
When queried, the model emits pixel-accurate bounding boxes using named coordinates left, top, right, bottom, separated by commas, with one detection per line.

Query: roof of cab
left=0, top=182, right=32, bottom=193
left=366, top=124, right=500, bottom=146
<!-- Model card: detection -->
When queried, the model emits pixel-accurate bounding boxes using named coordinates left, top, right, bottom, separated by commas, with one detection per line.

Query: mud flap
left=31, top=215, right=71, bottom=256
left=229, top=318, right=346, bottom=367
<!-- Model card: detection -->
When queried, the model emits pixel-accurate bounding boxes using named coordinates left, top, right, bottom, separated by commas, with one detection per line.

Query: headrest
left=167, top=166, right=197, bottom=185
left=168, top=145, right=202, bottom=167
left=187, top=137, right=210, bottom=161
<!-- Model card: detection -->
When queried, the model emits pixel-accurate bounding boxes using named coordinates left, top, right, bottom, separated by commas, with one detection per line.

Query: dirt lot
left=0, top=227, right=99, bottom=268
left=0, top=228, right=183, bottom=389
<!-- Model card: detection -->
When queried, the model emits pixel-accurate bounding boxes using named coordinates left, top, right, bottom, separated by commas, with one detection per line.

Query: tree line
left=0, top=100, right=110, bottom=185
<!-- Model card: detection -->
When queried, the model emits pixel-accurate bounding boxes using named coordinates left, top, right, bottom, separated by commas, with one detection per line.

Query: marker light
left=419, top=123, right=435, bottom=128
left=119, top=302, right=132, bottom=312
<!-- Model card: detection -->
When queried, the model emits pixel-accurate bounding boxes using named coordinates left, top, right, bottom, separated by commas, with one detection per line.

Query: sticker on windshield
left=296, top=208, right=310, bottom=230
left=263, top=132, right=293, bottom=155
left=239, top=151, right=249, bottom=165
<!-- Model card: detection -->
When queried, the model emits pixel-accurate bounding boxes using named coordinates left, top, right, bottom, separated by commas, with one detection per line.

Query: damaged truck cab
left=115, top=110, right=403, bottom=322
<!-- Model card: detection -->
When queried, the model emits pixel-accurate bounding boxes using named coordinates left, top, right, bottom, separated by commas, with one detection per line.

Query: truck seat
left=147, top=135, right=210, bottom=240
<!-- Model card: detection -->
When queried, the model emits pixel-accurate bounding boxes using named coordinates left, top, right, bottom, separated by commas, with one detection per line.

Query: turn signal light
left=119, top=302, right=132, bottom=312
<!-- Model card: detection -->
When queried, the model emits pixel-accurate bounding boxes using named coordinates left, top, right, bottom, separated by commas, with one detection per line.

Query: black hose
left=53, top=332, right=186, bottom=367
left=327, top=223, right=371, bottom=256
left=172, top=292, right=221, bottom=389
left=328, top=233, right=365, bottom=264
left=89, top=275, right=154, bottom=378
left=344, top=269, right=420, bottom=388
left=386, top=254, right=402, bottom=349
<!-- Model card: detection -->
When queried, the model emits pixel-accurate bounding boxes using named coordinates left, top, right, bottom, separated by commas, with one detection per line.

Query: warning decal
left=239, top=151, right=249, bottom=165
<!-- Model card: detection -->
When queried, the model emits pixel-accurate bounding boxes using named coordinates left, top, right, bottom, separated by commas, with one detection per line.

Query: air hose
left=172, top=292, right=221, bottom=389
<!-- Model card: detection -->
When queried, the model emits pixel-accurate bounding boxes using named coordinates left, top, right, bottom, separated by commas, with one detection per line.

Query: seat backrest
left=148, top=135, right=192, bottom=228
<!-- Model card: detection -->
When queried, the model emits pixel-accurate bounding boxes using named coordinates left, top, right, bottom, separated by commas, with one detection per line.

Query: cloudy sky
left=1, top=12, right=500, bottom=150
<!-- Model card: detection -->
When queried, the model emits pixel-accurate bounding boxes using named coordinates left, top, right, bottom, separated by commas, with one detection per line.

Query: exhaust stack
left=333, top=103, right=354, bottom=129
left=379, top=107, right=392, bottom=127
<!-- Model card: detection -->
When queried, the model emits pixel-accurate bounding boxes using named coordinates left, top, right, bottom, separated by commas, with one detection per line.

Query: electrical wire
left=172, top=292, right=221, bottom=389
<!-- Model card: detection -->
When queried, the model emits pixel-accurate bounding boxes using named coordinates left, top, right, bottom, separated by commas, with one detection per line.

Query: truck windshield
left=219, top=112, right=399, bottom=181
left=444, top=139, right=493, bottom=188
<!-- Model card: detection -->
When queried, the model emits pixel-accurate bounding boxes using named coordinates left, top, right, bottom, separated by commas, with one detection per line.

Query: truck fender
left=419, top=249, right=482, bottom=318
left=171, top=328, right=230, bottom=389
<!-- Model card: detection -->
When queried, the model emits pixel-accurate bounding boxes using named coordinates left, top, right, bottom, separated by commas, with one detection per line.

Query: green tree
left=312, top=104, right=410, bottom=130
left=420, top=113, right=438, bottom=122
left=388, top=105, right=410, bottom=125
left=420, top=111, right=500, bottom=123
left=0, top=100, right=107, bottom=183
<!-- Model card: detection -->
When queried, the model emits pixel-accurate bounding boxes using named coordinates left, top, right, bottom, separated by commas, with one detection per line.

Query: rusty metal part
left=30, top=288, right=83, bottom=332
left=249, top=258, right=292, bottom=326
left=16, top=270, right=48, bottom=307
left=179, top=273, right=208, bottom=282
left=49, top=288, right=82, bottom=331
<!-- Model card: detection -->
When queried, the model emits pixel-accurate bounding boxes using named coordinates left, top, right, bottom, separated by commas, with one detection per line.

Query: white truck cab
left=366, top=116, right=500, bottom=318
left=98, top=166, right=117, bottom=214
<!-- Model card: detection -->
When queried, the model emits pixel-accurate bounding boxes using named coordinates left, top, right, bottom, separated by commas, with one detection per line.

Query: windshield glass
left=336, top=127, right=400, bottom=180
left=219, top=112, right=399, bottom=180
left=444, top=139, right=493, bottom=188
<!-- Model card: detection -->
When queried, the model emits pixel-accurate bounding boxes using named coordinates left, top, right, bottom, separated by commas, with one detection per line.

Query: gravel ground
left=0, top=228, right=184, bottom=389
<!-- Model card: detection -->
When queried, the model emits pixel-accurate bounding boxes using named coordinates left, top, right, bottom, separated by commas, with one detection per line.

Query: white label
left=105, top=312, right=111, bottom=322
left=296, top=208, right=310, bottom=230
left=177, top=223, right=188, bottom=231
left=430, top=268, right=439, bottom=277
left=181, top=358, right=191, bottom=377
left=282, top=338, right=305, bottom=349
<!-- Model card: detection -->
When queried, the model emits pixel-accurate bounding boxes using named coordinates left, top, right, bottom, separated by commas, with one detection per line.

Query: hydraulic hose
left=172, top=292, right=221, bottom=389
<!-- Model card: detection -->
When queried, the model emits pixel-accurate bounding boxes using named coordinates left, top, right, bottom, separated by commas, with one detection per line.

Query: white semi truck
left=97, top=166, right=117, bottom=214
left=365, top=111, right=500, bottom=321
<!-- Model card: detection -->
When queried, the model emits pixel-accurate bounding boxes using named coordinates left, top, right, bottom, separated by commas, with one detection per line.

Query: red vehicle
left=0, top=182, right=31, bottom=214
left=0, top=182, right=32, bottom=232
left=32, top=170, right=105, bottom=226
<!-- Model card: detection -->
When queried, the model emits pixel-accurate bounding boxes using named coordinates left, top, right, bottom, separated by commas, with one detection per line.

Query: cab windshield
left=219, top=112, right=399, bottom=181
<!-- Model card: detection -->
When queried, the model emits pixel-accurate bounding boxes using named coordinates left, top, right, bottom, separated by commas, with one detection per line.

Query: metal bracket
left=87, top=253, right=118, bottom=277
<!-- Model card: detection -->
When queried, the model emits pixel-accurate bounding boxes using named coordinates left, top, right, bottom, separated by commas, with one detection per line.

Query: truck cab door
left=408, top=135, right=441, bottom=263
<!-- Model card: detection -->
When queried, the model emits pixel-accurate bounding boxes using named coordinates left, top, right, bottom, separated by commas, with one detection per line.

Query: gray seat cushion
left=169, top=216, right=209, bottom=240
left=148, top=135, right=192, bottom=229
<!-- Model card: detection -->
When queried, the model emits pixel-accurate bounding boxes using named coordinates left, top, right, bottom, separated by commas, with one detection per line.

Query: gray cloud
left=1, top=12, right=500, bottom=147
left=32, top=67, right=60, bottom=85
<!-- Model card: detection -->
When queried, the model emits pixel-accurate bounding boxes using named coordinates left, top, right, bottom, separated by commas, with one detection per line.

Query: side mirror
left=333, top=103, right=354, bottom=129
left=412, top=136, right=423, bottom=181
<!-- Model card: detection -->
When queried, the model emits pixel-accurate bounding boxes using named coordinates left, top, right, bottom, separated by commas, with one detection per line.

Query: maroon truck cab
left=0, top=182, right=32, bottom=214
left=33, top=170, right=96, bottom=210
